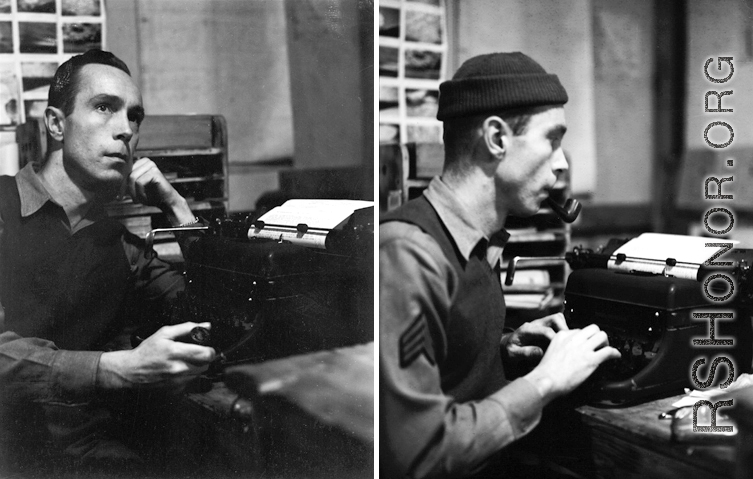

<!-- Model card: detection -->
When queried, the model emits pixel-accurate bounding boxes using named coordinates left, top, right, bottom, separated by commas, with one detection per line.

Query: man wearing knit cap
left=380, top=52, right=621, bottom=478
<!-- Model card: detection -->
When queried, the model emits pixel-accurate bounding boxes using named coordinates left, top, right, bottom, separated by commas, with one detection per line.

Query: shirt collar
left=14, top=163, right=107, bottom=230
left=423, top=176, right=509, bottom=267
left=16, top=163, right=53, bottom=218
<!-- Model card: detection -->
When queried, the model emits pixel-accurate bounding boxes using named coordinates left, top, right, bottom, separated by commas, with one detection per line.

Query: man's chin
left=516, top=205, right=540, bottom=218
left=95, top=175, right=127, bottom=199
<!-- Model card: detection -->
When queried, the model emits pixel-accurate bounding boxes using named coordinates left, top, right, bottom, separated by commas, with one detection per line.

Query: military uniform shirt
left=380, top=176, right=544, bottom=478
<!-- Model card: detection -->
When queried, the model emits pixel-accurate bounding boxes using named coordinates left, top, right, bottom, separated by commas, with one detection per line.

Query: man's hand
left=523, top=324, right=621, bottom=405
left=128, top=157, right=195, bottom=225
left=97, top=322, right=216, bottom=393
left=502, top=312, right=569, bottom=363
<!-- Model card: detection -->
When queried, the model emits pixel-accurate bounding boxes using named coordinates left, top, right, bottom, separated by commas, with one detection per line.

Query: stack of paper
left=607, top=233, right=738, bottom=280
left=248, top=199, right=373, bottom=249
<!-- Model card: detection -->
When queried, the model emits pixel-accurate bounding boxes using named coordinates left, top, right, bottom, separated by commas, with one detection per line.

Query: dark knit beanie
left=437, top=52, right=568, bottom=121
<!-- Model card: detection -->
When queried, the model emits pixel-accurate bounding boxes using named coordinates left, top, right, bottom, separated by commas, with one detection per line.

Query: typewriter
left=144, top=201, right=374, bottom=366
left=506, top=233, right=753, bottom=405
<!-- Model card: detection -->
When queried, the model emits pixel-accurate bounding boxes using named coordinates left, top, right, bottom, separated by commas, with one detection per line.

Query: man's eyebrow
left=90, top=93, right=123, bottom=106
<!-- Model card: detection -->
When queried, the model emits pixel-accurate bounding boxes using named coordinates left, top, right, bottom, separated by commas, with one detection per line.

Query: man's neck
left=38, top=155, right=100, bottom=228
left=441, top=167, right=508, bottom=237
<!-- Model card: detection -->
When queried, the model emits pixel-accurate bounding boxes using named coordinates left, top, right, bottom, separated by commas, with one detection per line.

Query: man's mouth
left=105, top=153, right=128, bottom=161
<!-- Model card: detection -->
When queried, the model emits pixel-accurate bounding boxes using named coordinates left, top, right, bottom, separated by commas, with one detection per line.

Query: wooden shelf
left=502, top=281, right=565, bottom=294
left=137, top=147, right=224, bottom=158
left=105, top=199, right=225, bottom=218
left=405, top=178, right=430, bottom=188
left=506, top=230, right=565, bottom=243
left=169, top=174, right=225, bottom=184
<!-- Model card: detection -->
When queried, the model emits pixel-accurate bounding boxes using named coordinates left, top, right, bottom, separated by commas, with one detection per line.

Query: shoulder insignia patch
left=399, top=315, right=436, bottom=368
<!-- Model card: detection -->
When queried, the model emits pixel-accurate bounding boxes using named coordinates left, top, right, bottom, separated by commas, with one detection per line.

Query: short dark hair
left=442, top=107, right=535, bottom=171
left=48, top=49, right=131, bottom=116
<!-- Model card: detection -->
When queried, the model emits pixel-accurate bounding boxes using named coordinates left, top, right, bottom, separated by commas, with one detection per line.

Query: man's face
left=61, top=63, right=144, bottom=194
left=495, top=106, right=568, bottom=217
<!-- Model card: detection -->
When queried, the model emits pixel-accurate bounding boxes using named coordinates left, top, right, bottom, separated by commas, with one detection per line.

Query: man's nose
left=551, top=148, right=568, bottom=173
left=114, top=112, right=134, bottom=143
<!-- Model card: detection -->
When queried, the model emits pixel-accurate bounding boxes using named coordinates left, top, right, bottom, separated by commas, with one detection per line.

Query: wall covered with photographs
left=0, top=0, right=104, bottom=129
left=379, top=0, right=446, bottom=146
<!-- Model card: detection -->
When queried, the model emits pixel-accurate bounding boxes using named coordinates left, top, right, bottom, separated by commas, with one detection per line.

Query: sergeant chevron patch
left=399, top=315, right=436, bottom=368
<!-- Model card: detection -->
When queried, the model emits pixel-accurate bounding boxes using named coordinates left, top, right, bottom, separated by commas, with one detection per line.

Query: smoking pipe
left=546, top=196, right=582, bottom=223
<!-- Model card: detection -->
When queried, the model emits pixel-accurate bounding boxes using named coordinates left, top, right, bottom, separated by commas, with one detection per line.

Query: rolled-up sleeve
left=380, top=221, right=544, bottom=479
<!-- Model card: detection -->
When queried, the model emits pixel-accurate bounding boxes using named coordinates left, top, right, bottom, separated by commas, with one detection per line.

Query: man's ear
left=482, top=116, right=511, bottom=159
left=44, top=106, right=65, bottom=142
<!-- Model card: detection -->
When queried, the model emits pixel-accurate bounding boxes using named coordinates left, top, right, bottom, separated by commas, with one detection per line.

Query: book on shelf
left=506, top=227, right=560, bottom=243
left=501, top=269, right=551, bottom=293
left=504, top=289, right=556, bottom=310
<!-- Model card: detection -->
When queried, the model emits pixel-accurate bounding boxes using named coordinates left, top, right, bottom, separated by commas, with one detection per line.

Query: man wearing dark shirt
left=0, top=50, right=215, bottom=475
left=380, top=52, right=621, bottom=478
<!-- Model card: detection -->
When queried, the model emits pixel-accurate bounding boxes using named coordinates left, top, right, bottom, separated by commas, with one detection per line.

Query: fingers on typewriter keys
left=585, top=329, right=610, bottom=349
left=580, top=324, right=601, bottom=339
left=581, top=324, right=615, bottom=353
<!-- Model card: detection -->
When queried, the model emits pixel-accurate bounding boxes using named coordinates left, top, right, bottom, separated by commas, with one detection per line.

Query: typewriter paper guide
left=607, top=233, right=738, bottom=280
left=248, top=199, right=373, bottom=249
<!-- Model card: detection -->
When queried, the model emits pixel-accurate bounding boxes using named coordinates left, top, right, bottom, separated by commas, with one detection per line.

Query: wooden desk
left=534, top=394, right=737, bottom=479
left=170, top=343, right=374, bottom=479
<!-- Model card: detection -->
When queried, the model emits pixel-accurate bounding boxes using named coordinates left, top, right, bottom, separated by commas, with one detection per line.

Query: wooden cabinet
left=16, top=114, right=229, bottom=261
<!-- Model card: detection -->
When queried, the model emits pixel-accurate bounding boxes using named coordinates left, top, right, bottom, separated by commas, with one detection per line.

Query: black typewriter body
left=174, top=214, right=373, bottom=365
left=564, top=264, right=753, bottom=405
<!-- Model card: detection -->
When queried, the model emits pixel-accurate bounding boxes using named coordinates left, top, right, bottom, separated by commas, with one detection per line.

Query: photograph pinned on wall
left=0, top=64, right=20, bottom=127
left=380, top=45, right=398, bottom=77
left=62, top=0, right=101, bottom=16
left=18, top=0, right=56, bottom=14
left=379, top=7, right=400, bottom=38
left=409, top=0, right=440, bottom=5
left=405, top=89, right=438, bottom=118
left=19, top=22, right=57, bottom=54
left=380, top=85, right=399, bottom=120
left=0, top=0, right=9, bottom=14
left=63, top=23, right=101, bottom=53
left=24, top=99, right=46, bottom=119
left=405, top=10, right=442, bottom=44
left=404, top=49, right=441, bottom=80
left=407, top=124, right=442, bottom=144
left=21, top=62, right=57, bottom=96
left=0, top=22, right=12, bottom=53
left=380, top=123, right=400, bottom=145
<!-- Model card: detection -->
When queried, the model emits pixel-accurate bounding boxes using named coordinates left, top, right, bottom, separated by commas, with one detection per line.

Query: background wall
left=108, top=0, right=293, bottom=164
left=592, top=0, right=655, bottom=205
left=285, top=0, right=374, bottom=170
left=107, top=0, right=372, bottom=212
left=677, top=0, right=753, bottom=242
left=685, top=0, right=753, bottom=151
